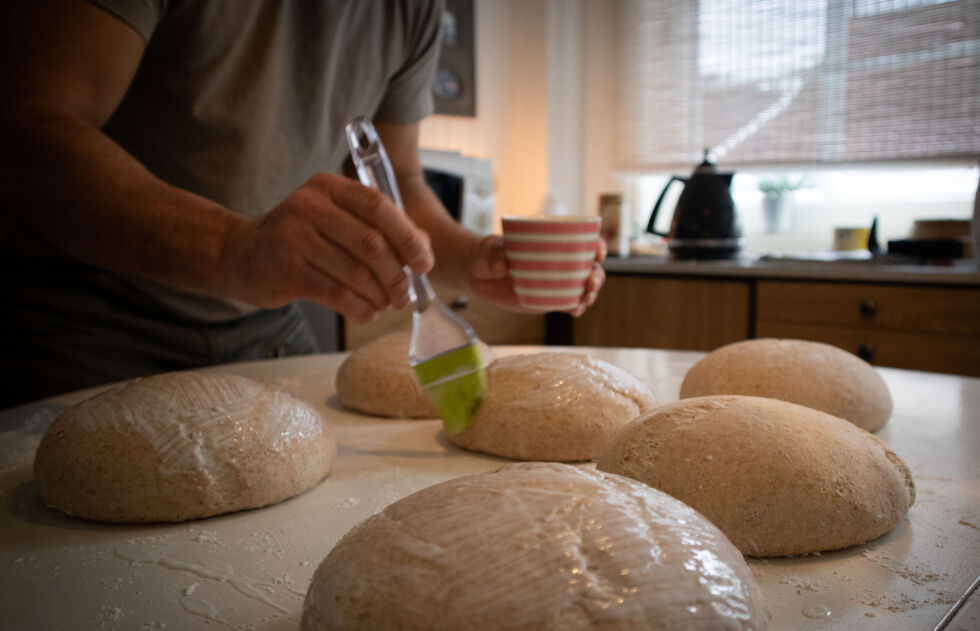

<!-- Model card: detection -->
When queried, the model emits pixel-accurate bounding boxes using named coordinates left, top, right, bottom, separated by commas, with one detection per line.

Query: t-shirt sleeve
left=83, top=0, right=167, bottom=43
left=374, top=0, right=445, bottom=125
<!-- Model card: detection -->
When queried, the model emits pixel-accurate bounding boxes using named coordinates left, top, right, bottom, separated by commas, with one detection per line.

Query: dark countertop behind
left=603, top=254, right=980, bottom=286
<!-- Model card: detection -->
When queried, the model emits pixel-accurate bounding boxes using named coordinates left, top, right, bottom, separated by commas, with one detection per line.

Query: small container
left=833, top=226, right=870, bottom=251
left=599, top=193, right=629, bottom=258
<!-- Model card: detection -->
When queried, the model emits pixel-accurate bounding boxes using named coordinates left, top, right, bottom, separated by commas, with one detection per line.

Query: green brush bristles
left=413, top=343, right=486, bottom=434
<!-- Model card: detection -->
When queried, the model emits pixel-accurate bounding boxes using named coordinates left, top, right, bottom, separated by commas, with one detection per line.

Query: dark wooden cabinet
left=573, top=276, right=752, bottom=351
left=756, top=280, right=980, bottom=376
left=571, top=273, right=980, bottom=377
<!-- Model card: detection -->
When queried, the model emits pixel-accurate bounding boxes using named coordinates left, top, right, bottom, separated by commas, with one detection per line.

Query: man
left=0, top=0, right=605, bottom=407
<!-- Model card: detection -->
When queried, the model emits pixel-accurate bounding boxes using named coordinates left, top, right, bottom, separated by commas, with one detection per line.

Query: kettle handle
left=645, top=176, right=687, bottom=237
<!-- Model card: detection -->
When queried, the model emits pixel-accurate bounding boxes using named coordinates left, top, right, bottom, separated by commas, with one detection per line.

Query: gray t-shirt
left=22, top=0, right=443, bottom=321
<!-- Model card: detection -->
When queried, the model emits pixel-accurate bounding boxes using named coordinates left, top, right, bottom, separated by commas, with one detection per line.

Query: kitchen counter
left=1, top=347, right=979, bottom=630
left=604, top=254, right=980, bottom=286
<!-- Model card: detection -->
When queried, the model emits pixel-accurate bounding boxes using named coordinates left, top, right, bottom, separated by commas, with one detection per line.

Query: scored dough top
left=56, top=370, right=326, bottom=477
left=447, top=352, right=657, bottom=461
left=301, top=462, right=767, bottom=631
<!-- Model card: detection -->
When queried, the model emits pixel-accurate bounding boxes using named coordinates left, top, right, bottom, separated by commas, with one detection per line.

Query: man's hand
left=219, top=172, right=434, bottom=323
left=465, top=234, right=607, bottom=317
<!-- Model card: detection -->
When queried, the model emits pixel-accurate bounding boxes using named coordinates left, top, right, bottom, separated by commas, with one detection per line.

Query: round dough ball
left=336, top=331, right=492, bottom=418
left=336, top=331, right=436, bottom=418
left=597, top=395, right=915, bottom=557
left=34, top=370, right=336, bottom=523
left=680, top=338, right=893, bottom=431
left=301, top=462, right=767, bottom=631
left=447, top=352, right=656, bottom=461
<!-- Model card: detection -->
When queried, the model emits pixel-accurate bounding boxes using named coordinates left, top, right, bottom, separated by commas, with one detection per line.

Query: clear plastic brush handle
left=345, top=116, right=433, bottom=311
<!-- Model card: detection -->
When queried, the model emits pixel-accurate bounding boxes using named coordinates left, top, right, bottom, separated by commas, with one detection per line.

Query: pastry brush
left=345, top=116, right=486, bottom=432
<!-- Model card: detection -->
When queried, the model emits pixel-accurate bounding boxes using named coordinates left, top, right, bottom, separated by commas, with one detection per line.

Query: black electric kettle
left=646, top=150, right=744, bottom=260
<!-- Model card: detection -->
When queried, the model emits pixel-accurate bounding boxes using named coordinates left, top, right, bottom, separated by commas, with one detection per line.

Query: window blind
left=615, top=0, right=979, bottom=171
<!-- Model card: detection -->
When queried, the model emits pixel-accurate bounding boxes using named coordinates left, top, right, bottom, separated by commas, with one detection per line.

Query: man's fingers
left=301, top=237, right=408, bottom=310
left=305, top=203, right=413, bottom=308
left=312, top=173, right=434, bottom=273
left=466, top=234, right=509, bottom=282
left=571, top=262, right=605, bottom=317
left=585, top=261, right=606, bottom=294
left=595, top=238, right=608, bottom=262
left=302, top=271, right=381, bottom=324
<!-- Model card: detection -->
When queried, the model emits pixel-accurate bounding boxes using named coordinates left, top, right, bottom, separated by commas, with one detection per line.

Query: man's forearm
left=0, top=102, right=247, bottom=297
left=397, top=171, right=481, bottom=288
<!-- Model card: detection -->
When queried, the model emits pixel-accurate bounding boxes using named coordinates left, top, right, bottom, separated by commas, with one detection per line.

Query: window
left=617, top=0, right=978, bottom=169
left=615, top=0, right=978, bottom=254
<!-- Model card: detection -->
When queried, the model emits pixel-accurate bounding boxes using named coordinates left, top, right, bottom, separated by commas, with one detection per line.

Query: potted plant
left=758, top=175, right=805, bottom=233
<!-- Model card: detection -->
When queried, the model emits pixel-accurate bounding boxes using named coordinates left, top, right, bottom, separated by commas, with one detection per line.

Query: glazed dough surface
left=598, top=395, right=915, bottom=556
left=34, top=370, right=336, bottom=523
left=447, top=352, right=657, bottom=461
left=301, top=462, right=767, bottom=631
left=680, top=338, right=893, bottom=431
left=335, top=331, right=437, bottom=418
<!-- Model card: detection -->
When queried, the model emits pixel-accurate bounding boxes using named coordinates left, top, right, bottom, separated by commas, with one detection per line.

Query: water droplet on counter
left=113, top=545, right=290, bottom=613
left=802, top=604, right=832, bottom=619
left=285, top=585, right=307, bottom=597
left=115, top=544, right=161, bottom=565
left=180, top=595, right=238, bottom=630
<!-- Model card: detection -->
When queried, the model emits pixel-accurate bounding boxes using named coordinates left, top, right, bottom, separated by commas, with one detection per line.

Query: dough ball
left=337, top=331, right=493, bottom=418
left=336, top=331, right=435, bottom=418
left=680, top=338, right=893, bottom=431
left=34, top=370, right=336, bottom=523
left=447, top=352, right=656, bottom=461
left=301, top=462, right=767, bottom=631
left=597, top=395, right=915, bottom=557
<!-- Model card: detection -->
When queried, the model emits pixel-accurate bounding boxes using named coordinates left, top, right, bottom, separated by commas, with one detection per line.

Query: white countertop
left=1, top=346, right=978, bottom=630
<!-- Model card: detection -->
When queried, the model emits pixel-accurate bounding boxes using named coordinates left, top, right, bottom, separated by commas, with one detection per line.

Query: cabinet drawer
left=574, top=276, right=750, bottom=351
left=345, top=284, right=546, bottom=350
left=757, top=281, right=980, bottom=336
left=756, top=321, right=980, bottom=377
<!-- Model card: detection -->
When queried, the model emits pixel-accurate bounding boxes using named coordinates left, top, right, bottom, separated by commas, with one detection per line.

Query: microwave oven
left=420, top=148, right=495, bottom=235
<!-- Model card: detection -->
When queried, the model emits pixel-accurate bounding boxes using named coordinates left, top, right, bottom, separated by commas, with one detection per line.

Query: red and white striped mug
left=501, top=215, right=602, bottom=312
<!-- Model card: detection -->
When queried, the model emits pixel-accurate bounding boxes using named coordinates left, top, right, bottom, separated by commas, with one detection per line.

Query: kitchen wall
left=420, top=0, right=619, bottom=226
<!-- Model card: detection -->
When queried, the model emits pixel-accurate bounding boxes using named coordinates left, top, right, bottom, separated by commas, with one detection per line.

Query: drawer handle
left=859, top=299, right=878, bottom=319
left=857, top=343, right=876, bottom=363
left=450, top=295, right=469, bottom=311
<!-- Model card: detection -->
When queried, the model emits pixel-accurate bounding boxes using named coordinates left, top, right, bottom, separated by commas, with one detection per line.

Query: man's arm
left=0, top=0, right=433, bottom=323
left=0, top=1, right=244, bottom=293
